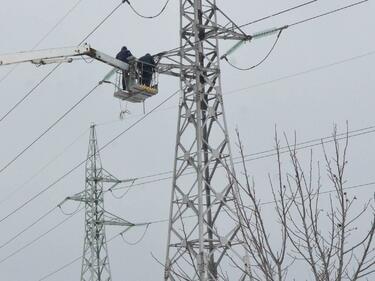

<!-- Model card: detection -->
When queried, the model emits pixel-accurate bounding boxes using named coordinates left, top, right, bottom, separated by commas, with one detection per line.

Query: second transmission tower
left=64, top=124, right=135, bottom=281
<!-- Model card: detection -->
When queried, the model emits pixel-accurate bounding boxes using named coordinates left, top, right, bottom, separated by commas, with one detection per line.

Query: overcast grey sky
left=0, top=0, right=374, bottom=280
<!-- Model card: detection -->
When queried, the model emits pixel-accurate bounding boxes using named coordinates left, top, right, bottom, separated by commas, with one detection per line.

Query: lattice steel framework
left=165, top=1, right=246, bottom=280
left=65, top=125, right=134, bottom=281
left=81, top=125, right=112, bottom=281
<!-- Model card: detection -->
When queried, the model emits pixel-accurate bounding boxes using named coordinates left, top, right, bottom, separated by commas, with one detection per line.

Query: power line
left=224, top=29, right=283, bottom=70
left=35, top=179, right=375, bottom=281
left=97, top=89, right=180, bottom=153
left=159, top=0, right=318, bottom=56
left=0, top=127, right=89, bottom=206
left=35, top=230, right=125, bottom=281
left=0, top=84, right=100, bottom=175
left=288, top=0, right=369, bottom=28
left=224, top=50, right=375, bottom=95
left=110, top=125, right=375, bottom=192
left=223, top=0, right=369, bottom=70
left=2, top=84, right=369, bottom=229
left=0, top=0, right=368, bottom=177
left=231, top=0, right=318, bottom=30
left=0, top=0, right=127, bottom=126
left=37, top=255, right=82, bottom=281
left=126, top=0, right=170, bottom=19
left=97, top=48, right=375, bottom=128
left=1, top=3, right=373, bottom=237
left=0, top=0, right=85, bottom=85
left=0, top=89, right=180, bottom=226
left=102, top=49, right=375, bottom=191
left=160, top=0, right=368, bottom=60
left=0, top=206, right=57, bottom=250
left=0, top=207, right=82, bottom=266
left=79, top=0, right=126, bottom=44
left=0, top=64, right=61, bottom=124
left=97, top=48, right=375, bottom=191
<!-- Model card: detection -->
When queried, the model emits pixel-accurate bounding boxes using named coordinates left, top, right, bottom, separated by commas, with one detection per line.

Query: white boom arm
left=0, top=44, right=129, bottom=71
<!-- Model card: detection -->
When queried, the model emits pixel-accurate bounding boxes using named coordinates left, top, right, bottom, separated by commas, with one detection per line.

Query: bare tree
left=233, top=127, right=375, bottom=281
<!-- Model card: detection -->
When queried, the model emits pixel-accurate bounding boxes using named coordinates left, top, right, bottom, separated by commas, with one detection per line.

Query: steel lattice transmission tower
left=165, top=1, right=249, bottom=280
left=66, top=124, right=134, bottom=281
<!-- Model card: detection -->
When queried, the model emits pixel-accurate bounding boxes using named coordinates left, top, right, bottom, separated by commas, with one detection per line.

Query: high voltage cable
left=0, top=127, right=89, bottom=206
left=2, top=46, right=373, bottom=224
left=223, top=0, right=369, bottom=70
left=0, top=207, right=82, bottom=265
left=237, top=0, right=368, bottom=31
left=0, top=64, right=61, bottom=124
left=0, top=0, right=85, bottom=85
left=1, top=0, right=368, bottom=175
left=97, top=48, right=375, bottom=128
left=78, top=0, right=126, bottom=43
left=0, top=0, right=372, bottom=235
left=224, top=50, right=375, bottom=95
left=0, top=89, right=180, bottom=226
left=228, top=0, right=318, bottom=30
left=35, top=179, right=375, bottom=281
left=126, top=0, right=170, bottom=19
left=35, top=230, right=125, bottom=281
left=157, top=0, right=319, bottom=57
left=288, top=0, right=369, bottom=28
left=37, top=255, right=81, bottom=281
left=0, top=206, right=57, bottom=250
left=0, top=84, right=100, bottom=175
left=224, top=29, right=283, bottom=71
left=161, top=0, right=368, bottom=59
left=0, top=0, right=127, bottom=125
left=110, top=126, right=375, bottom=192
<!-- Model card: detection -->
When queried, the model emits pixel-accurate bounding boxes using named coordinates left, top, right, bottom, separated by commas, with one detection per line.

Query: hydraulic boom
left=0, top=44, right=129, bottom=71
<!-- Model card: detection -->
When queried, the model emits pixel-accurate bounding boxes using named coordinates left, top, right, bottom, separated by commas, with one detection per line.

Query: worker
left=138, top=53, right=155, bottom=87
left=116, top=46, right=134, bottom=90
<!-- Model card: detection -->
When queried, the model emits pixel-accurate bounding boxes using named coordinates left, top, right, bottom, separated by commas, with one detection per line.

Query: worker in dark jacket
left=116, top=46, right=133, bottom=90
left=138, top=53, right=155, bottom=87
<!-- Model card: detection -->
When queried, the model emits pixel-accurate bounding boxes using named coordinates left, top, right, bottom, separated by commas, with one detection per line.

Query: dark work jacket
left=116, top=48, right=133, bottom=63
left=138, top=54, right=155, bottom=82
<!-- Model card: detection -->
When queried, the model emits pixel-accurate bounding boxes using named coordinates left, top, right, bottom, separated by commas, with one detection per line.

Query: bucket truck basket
left=114, top=61, right=158, bottom=103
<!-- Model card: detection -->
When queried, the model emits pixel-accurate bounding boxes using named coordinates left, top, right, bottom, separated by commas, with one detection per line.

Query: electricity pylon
left=164, top=1, right=250, bottom=280
left=64, top=124, right=135, bottom=281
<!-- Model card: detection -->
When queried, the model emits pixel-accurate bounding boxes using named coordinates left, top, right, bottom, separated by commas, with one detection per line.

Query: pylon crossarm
left=103, top=219, right=134, bottom=227
left=61, top=191, right=88, bottom=203
left=103, top=209, right=135, bottom=227
left=206, top=26, right=251, bottom=41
